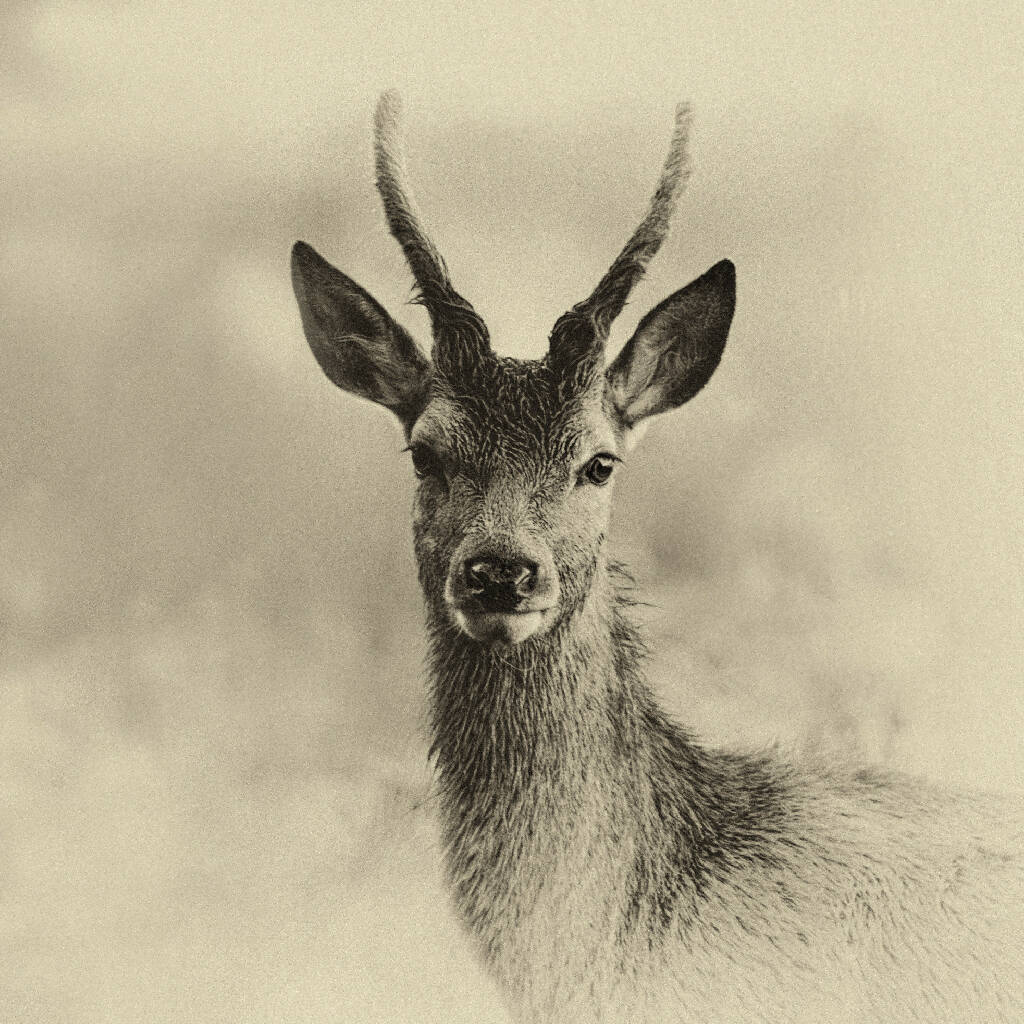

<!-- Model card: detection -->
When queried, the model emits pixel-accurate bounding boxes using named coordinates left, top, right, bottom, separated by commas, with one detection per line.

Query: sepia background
left=2, top=2, right=1022, bottom=1021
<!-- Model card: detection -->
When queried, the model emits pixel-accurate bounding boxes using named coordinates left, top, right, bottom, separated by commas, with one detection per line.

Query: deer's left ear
left=291, top=241, right=431, bottom=430
left=605, top=260, right=735, bottom=429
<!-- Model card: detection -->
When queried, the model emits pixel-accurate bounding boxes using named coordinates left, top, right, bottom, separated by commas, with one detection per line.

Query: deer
left=290, top=92, right=1024, bottom=1024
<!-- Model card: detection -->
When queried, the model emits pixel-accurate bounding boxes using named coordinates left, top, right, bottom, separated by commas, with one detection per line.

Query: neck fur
left=426, top=561, right=665, bottom=961
left=425, top=557, right=792, bottom=980
left=427, top=560, right=647, bottom=802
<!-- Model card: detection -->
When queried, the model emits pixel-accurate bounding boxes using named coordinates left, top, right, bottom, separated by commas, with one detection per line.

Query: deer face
left=406, top=357, right=620, bottom=644
left=290, top=94, right=735, bottom=646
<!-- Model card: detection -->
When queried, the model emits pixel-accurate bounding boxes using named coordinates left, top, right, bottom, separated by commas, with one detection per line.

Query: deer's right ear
left=291, top=241, right=431, bottom=429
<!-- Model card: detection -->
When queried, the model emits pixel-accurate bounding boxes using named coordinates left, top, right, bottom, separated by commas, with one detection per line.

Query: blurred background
left=2, top=2, right=1022, bottom=1021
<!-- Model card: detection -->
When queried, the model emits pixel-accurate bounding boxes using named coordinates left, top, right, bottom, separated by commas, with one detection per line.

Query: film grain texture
left=2, top=3, right=1022, bottom=1022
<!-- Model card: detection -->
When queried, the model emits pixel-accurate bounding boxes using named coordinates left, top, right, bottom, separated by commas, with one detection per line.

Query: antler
left=373, top=91, right=490, bottom=374
left=549, top=104, right=693, bottom=370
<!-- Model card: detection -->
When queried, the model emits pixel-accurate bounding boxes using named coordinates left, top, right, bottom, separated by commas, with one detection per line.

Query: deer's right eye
left=408, top=444, right=446, bottom=482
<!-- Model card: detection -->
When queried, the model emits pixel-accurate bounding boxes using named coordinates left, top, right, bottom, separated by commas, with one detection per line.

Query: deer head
left=291, top=93, right=735, bottom=646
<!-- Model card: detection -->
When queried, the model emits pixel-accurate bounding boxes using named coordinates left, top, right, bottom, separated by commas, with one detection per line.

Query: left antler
left=549, top=104, right=693, bottom=368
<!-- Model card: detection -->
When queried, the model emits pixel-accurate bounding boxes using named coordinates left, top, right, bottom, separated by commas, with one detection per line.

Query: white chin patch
left=454, top=608, right=545, bottom=645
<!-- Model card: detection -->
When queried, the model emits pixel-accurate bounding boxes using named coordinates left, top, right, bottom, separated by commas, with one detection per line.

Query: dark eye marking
left=405, top=443, right=447, bottom=482
left=578, top=452, right=621, bottom=487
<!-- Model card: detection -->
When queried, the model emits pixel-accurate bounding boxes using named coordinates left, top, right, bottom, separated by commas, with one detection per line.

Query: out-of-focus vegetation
left=2, top=2, right=1022, bottom=1021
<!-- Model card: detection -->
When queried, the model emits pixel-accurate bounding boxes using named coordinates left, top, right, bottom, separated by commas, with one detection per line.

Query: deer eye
left=408, top=444, right=446, bottom=482
left=579, top=453, right=617, bottom=487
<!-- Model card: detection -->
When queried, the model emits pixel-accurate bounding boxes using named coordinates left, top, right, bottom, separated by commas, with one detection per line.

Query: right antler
left=373, top=91, right=490, bottom=373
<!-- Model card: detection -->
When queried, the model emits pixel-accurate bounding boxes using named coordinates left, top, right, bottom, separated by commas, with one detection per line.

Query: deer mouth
left=445, top=546, right=560, bottom=644
left=452, top=605, right=553, bottom=645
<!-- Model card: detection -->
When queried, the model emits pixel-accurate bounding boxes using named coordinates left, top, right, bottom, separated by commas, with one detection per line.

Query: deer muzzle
left=445, top=536, right=559, bottom=645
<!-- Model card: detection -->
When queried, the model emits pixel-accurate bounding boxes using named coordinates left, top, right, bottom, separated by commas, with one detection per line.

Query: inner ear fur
left=605, top=259, right=735, bottom=427
left=291, top=241, right=430, bottom=427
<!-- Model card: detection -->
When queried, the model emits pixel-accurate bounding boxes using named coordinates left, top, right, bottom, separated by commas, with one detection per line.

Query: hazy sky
left=8, top=0, right=1020, bottom=615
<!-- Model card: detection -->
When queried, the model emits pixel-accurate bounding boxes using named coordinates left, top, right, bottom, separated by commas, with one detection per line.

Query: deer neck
left=423, top=553, right=796, bottom=1001
left=426, top=560, right=645, bottom=800
left=424, top=560, right=675, bottom=960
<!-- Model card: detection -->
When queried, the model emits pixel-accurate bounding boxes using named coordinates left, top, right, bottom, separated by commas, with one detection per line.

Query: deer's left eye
left=409, top=444, right=446, bottom=482
left=579, top=453, right=617, bottom=487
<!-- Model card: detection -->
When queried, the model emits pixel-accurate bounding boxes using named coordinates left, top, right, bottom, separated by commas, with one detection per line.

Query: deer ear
left=605, top=260, right=735, bottom=430
left=291, top=241, right=431, bottom=428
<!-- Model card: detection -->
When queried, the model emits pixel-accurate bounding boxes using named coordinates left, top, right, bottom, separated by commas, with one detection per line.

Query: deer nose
left=464, top=557, right=537, bottom=611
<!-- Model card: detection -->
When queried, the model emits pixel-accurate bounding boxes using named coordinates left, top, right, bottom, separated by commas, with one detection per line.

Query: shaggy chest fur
left=426, top=587, right=1024, bottom=1024
left=429, top=609, right=636, bottom=973
left=445, top=748, right=638, bottom=1015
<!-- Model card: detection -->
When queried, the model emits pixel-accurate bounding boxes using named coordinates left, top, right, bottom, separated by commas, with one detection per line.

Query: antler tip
left=671, top=103, right=694, bottom=156
left=375, top=89, right=403, bottom=131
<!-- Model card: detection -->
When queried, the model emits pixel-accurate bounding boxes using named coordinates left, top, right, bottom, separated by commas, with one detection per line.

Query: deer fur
left=290, top=94, right=1024, bottom=1023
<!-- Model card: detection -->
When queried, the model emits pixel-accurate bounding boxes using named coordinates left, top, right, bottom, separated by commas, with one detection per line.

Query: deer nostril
left=466, top=560, right=490, bottom=594
left=513, top=564, right=536, bottom=596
